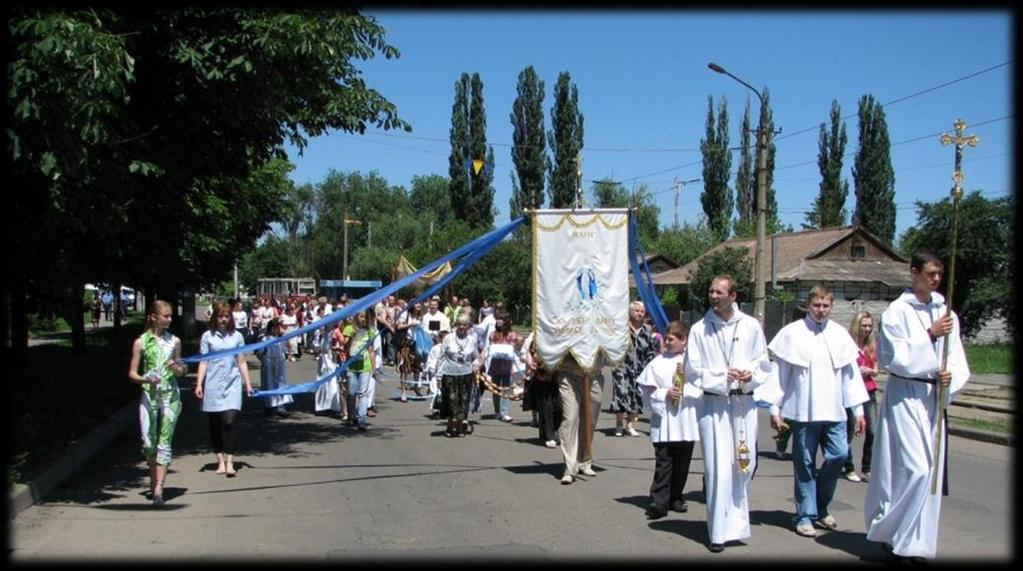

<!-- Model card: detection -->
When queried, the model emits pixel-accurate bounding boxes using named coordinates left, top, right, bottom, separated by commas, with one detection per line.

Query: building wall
left=818, top=234, right=896, bottom=262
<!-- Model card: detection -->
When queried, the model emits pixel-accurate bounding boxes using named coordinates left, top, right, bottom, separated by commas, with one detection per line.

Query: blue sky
left=284, top=10, right=1012, bottom=242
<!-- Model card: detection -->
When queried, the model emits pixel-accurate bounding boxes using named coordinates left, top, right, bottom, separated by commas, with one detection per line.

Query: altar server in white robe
left=636, top=320, right=699, bottom=520
left=685, top=275, right=779, bottom=553
left=864, top=251, right=969, bottom=561
left=768, top=284, right=867, bottom=538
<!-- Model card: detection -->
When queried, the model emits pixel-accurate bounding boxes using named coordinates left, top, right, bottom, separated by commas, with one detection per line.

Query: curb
left=8, top=399, right=137, bottom=519
left=948, top=425, right=1014, bottom=447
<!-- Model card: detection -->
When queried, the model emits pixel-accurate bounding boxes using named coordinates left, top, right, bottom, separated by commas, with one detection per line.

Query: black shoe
left=645, top=504, right=668, bottom=520
left=357, top=424, right=367, bottom=432
left=709, top=543, right=725, bottom=553
left=669, top=499, right=688, bottom=513
left=463, top=421, right=474, bottom=435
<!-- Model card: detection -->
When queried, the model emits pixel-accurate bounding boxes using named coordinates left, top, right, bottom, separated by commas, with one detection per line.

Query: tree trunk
left=10, top=281, right=29, bottom=367
left=65, top=286, right=87, bottom=354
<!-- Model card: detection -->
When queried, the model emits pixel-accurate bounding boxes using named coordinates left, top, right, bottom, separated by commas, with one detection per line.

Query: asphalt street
left=8, top=353, right=1014, bottom=563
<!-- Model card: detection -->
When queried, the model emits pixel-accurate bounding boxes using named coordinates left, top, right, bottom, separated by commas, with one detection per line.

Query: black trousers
left=533, top=381, right=562, bottom=442
left=207, top=409, right=239, bottom=455
left=649, top=441, right=695, bottom=508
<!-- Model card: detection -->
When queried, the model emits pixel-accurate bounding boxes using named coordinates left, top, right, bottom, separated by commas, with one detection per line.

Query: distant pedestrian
left=844, top=311, right=880, bottom=483
left=609, top=301, right=659, bottom=437
left=195, top=301, right=254, bottom=477
left=90, top=294, right=102, bottom=329
left=343, top=309, right=376, bottom=431
left=256, top=318, right=294, bottom=418
left=127, top=300, right=186, bottom=507
left=439, top=314, right=481, bottom=437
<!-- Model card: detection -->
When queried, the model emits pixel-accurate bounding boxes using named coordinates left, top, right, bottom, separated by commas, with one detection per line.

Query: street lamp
left=708, top=62, right=769, bottom=326
left=342, top=212, right=362, bottom=287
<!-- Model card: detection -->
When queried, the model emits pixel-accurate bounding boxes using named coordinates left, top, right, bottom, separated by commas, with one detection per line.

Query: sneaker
left=861, top=471, right=871, bottom=482
left=844, top=471, right=862, bottom=482
left=817, top=514, right=838, bottom=530
left=626, top=427, right=640, bottom=437
left=544, top=440, right=558, bottom=448
left=669, top=499, right=688, bottom=513
left=560, top=474, right=574, bottom=485
left=795, top=521, right=818, bottom=537
left=357, top=424, right=368, bottom=432
left=579, top=465, right=597, bottom=477
left=614, top=429, right=624, bottom=437
left=501, top=415, right=513, bottom=422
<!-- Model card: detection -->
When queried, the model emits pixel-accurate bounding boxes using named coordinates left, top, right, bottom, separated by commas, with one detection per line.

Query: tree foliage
left=653, top=221, right=719, bottom=269
left=510, top=65, right=546, bottom=217
left=700, top=95, right=732, bottom=242
left=7, top=8, right=409, bottom=353
left=591, top=179, right=660, bottom=248
left=852, top=94, right=896, bottom=245
left=547, top=71, right=584, bottom=208
left=805, top=100, right=849, bottom=229
left=688, top=246, right=753, bottom=312
left=735, top=97, right=755, bottom=229
left=898, top=192, right=1013, bottom=339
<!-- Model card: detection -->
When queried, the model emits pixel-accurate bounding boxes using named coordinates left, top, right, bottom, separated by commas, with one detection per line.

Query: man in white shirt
left=685, top=275, right=778, bottom=553
left=422, top=296, right=451, bottom=343
left=863, top=251, right=970, bottom=562
left=769, top=284, right=867, bottom=538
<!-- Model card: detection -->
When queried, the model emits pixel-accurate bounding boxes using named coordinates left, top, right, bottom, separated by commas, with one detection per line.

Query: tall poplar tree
left=758, top=87, right=779, bottom=228
left=467, top=73, right=495, bottom=228
left=700, top=95, right=732, bottom=242
left=448, top=74, right=471, bottom=223
left=734, top=97, right=755, bottom=233
left=547, top=71, right=584, bottom=209
left=852, top=94, right=896, bottom=244
left=805, top=100, right=849, bottom=229
left=509, top=66, right=546, bottom=217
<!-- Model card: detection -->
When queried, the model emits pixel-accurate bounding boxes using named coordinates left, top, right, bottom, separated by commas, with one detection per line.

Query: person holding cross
left=864, top=251, right=970, bottom=562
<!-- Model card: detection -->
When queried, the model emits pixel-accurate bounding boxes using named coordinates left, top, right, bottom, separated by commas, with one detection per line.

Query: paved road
left=9, top=356, right=1013, bottom=562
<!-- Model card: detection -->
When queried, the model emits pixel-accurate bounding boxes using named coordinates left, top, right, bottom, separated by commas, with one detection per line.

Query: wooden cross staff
left=931, top=118, right=978, bottom=495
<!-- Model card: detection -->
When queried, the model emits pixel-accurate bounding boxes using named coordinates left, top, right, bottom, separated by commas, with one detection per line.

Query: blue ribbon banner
left=222, top=217, right=526, bottom=397
left=628, top=214, right=668, bottom=335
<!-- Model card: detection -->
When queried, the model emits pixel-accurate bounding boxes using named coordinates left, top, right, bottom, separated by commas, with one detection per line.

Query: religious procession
left=121, top=209, right=970, bottom=564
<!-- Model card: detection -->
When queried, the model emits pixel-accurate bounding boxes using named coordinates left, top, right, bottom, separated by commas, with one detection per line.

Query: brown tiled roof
left=642, top=226, right=906, bottom=286
left=782, top=259, right=911, bottom=287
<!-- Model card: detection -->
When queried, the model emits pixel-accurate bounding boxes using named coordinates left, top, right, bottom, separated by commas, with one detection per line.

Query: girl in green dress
left=128, top=300, right=186, bottom=507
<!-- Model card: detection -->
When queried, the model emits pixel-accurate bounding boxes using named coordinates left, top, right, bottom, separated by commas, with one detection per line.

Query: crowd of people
left=129, top=249, right=967, bottom=562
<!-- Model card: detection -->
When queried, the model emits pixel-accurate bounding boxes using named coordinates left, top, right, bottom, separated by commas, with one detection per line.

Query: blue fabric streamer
left=182, top=217, right=525, bottom=366
left=628, top=214, right=669, bottom=334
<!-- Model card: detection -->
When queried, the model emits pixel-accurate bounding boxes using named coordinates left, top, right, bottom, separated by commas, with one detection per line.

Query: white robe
left=314, top=332, right=342, bottom=413
left=685, top=305, right=779, bottom=545
left=864, top=290, right=970, bottom=559
left=636, top=352, right=699, bottom=443
left=767, top=316, right=867, bottom=422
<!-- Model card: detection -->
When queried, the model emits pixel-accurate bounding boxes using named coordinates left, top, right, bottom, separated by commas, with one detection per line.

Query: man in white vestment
left=768, top=284, right=867, bottom=538
left=685, top=275, right=778, bottom=553
left=864, top=251, right=970, bottom=562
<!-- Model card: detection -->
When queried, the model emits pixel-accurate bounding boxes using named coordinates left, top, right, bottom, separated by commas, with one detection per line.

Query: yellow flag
left=472, top=159, right=483, bottom=175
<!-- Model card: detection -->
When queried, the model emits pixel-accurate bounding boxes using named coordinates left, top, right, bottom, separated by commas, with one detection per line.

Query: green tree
left=687, top=246, right=753, bottom=312
left=805, top=100, right=850, bottom=229
left=653, top=221, right=719, bottom=269
left=7, top=8, right=409, bottom=355
left=759, top=88, right=780, bottom=229
left=547, top=71, right=584, bottom=209
left=510, top=66, right=546, bottom=217
left=592, top=179, right=660, bottom=248
left=409, top=174, right=452, bottom=223
left=448, top=74, right=472, bottom=224
left=467, top=74, right=496, bottom=228
left=898, top=192, right=1013, bottom=339
left=852, top=94, right=896, bottom=245
left=700, top=96, right=733, bottom=242
left=735, top=97, right=755, bottom=231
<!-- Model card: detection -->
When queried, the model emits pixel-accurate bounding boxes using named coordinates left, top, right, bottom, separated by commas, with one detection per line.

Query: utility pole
left=575, top=154, right=583, bottom=208
left=709, top=61, right=771, bottom=326
left=673, top=177, right=700, bottom=229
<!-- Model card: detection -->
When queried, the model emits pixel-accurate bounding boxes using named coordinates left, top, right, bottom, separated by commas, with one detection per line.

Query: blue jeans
left=346, top=371, right=372, bottom=426
left=789, top=420, right=848, bottom=525
left=492, top=374, right=512, bottom=417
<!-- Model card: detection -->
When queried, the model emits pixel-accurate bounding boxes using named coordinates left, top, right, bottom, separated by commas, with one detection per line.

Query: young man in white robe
left=768, top=284, right=867, bottom=538
left=685, top=275, right=779, bottom=553
left=864, top=251, right=970, bottom=562
left=636, top=320, right=699, bottom=520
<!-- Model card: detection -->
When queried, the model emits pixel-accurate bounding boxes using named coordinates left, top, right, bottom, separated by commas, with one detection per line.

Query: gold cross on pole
left=939, top=118, right=979, bottom=200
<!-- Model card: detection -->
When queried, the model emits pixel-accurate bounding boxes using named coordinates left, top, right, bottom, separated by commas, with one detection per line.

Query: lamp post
left=341, top=211, right=362, bottom=288
left=673, top=177, right=700, bottom=229
left=708, top=62, right=769, bottom=326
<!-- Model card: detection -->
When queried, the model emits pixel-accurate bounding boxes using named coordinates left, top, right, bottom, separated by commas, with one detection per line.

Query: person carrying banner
left=685, top=275, right=778, bottom=553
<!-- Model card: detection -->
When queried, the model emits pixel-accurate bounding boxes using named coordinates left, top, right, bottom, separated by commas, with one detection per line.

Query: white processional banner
left=533, top=210, right=630, bottom=372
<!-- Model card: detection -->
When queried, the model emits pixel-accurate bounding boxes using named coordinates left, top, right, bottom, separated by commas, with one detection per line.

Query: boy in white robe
left=636, top=320, right=699, bottom=519
left=768, top=284, right=867, bottom=538
left=864, top=251, right=970, bottom=562
left=685, top=275, right=779, bottom=553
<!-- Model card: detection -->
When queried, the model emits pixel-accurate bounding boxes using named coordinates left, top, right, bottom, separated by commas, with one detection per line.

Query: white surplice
left=636, top=351, right=699, bottom=443
left=685, top=304, right=779, bottom=545
left=864, top=290, right=970, bottom=559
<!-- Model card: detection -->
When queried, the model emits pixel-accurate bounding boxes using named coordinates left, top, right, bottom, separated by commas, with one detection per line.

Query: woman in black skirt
left=439, top=314, right=480, bottom=437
